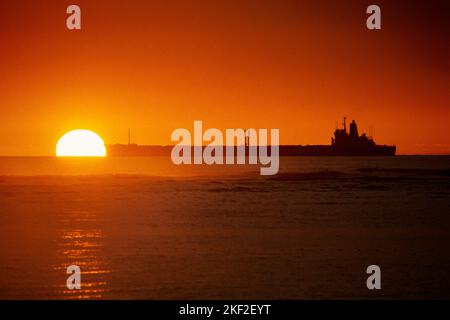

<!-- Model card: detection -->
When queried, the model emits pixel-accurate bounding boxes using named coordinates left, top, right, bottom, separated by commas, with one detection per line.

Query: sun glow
left=56, top=130, right=106, bottom=157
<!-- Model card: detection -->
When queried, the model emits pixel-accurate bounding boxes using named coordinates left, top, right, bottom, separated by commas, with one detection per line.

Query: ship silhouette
left=281, top=117, right=396, bottom=156
left=106, top=118, right=396, bottom=157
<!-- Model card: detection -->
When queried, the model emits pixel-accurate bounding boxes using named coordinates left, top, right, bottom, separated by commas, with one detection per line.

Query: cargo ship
left=106, top=119, right=396, bottom=156
left=281, top=118, right=396, bottom=156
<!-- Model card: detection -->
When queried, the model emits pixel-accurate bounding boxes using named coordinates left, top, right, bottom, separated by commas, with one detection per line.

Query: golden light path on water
left=53, top=208, right=110, bottom=299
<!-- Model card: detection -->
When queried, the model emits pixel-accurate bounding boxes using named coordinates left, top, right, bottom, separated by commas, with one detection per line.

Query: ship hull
left=291, top=145, right=396, bottom=156
left=106, top=145, right=396, bottom=157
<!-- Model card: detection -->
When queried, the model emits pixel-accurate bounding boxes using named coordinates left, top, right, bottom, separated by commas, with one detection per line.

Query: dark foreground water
left=0, top=156, right=449, bottom=299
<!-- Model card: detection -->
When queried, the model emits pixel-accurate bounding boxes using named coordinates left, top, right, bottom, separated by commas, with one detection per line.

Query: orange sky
left=0, top=0, right=449, bottom=155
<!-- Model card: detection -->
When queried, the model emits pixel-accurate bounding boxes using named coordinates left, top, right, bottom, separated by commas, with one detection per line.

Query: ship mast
left=128, top=128, right=131, bottom=146
left=245, top=128, right=249, bottom=147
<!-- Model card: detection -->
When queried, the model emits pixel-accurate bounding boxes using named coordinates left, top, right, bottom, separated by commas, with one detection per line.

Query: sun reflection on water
left=53, top=209, right=110, bottom=299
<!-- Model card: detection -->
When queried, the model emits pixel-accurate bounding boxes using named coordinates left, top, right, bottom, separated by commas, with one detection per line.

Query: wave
left=269, top=170, right=345, bottom=181
left=357, top=168, right=450, bottom=176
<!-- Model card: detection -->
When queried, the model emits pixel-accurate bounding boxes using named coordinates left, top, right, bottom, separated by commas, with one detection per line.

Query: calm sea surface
left=0, top=156, right=449, bottom=299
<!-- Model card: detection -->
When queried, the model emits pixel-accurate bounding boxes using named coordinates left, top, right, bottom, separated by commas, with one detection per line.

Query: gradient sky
left=0, top=0, right=449, bottom=155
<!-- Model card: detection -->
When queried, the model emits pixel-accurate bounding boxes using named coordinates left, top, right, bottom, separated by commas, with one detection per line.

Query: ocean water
left=0, top=156, right=449, bottom=299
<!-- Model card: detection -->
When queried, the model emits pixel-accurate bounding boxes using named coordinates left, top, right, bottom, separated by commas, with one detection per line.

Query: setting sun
left=56, top=130, right=106, bottom=157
